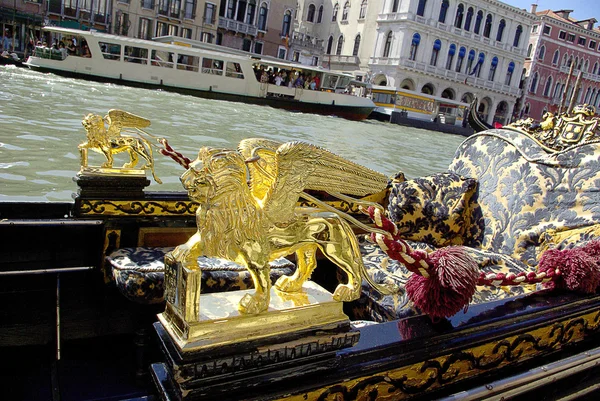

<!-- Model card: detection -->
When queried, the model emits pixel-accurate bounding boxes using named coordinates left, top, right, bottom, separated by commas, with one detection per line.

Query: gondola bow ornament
left=168, top=138, right=395, bottom=314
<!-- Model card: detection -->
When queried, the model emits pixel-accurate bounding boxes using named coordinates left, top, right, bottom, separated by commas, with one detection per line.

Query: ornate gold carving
left=506, top=104, right=600, bottom=151
left=283, top=309, right=600, bottom=401
left=79, top=109, right=162, bottom=183
left=78, top=199, right=197, bottom=216
left=168, top=139, right=392, bottom=316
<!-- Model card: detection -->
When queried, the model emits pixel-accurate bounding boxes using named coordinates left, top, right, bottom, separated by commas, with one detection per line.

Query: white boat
left=25, top=27, right=375, bottom=121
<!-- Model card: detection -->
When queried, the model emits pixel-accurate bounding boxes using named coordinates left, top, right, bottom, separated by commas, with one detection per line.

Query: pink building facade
left=522, top=6, right=600, bottom=120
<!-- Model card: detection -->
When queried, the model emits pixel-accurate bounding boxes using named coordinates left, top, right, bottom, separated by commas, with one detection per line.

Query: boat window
left=372, top=92, right=394, bottom=104
left=177, top=54, right=200, bottom=72
left=125, top=46, right=149, bottom=64
left=201, top=57, right=223, bottom=75
left=225, top=62, right=244, bottom=79
left=99, top=42, right=121, bottom=61
left=336, top=76, right=351, bottom=89
left=321, top=74, right=339, bottom=89
left=151, top=50, right=174, bottom=68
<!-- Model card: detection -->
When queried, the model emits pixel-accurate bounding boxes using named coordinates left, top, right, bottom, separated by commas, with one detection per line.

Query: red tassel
left=538, top=244, right=600, bottom=294
left=406, top=246, right=479, bottom=320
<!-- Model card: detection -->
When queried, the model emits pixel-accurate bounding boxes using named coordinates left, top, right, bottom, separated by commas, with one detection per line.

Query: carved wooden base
left=152, top=283, right=359, bottom=401
left=74, top=168, right=150, bottom=199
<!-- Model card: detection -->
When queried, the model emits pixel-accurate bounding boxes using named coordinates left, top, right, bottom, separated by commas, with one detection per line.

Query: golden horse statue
left=79, top=109, right=161, bottom=183
left=169, top=138, right=394, bottom=314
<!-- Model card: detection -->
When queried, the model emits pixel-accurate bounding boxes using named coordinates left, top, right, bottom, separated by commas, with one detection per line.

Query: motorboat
left=24, top=27, right=375, bottom=121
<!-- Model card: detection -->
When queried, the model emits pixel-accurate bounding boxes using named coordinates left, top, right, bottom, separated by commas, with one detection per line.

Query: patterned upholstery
left=107, top=247, right=295, bottom=304
left=359, top=129, right=600, bottom=322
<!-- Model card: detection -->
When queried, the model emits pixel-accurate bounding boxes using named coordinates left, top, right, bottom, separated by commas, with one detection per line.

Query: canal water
left=0, top=65, right=465, bottom=202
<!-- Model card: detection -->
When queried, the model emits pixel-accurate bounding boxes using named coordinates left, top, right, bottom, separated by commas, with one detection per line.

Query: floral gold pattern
left=282, top=309, right=600, bottom=401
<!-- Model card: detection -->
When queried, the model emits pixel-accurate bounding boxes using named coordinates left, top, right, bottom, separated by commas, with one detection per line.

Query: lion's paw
left=274, top=275, right=303, bottom=293
left=238, top=293, right=269, bottom=315
left=332, top=284, right=360, bottom=302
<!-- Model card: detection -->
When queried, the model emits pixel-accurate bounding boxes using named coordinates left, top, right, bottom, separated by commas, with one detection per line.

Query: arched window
left=553, top=82, right=562, bottom=99
left=543, top=76, right=553, bottom=97
left=446, top=43, right=456, bottom=69
left=282, top=10, right=292, bottom=37
left=552, top=49, right=560, bottom=65
left=595, top=91, right=600, bottom=107
left=326, top=36, right=333, bottom=54
left=474, top=11, right=483, bottom=35
left=538, top=45, right=545, bottom=61
left=336, top=35, right=344, bottom=55
left=317, top=5, right=323, bottom=22
left=409, top=32, right=420, bottom=60
left=430, top=39, right=442, bottom=66
left=593, top=62, right=598, bottom=75
left=332, top=3, right=339, bottom=21
left=488, top=56, right=498, bottom=81
left=584, top=60, right=589, bottom=72
left=496, top=19, right=505, bottom=42
left=246, top=0, right=256, bottom=24
left=505, top=61, right=515, bottom=85
left=454, top=4, right=464, bottom=28
left=584, top=86, right=592, bottom=103
left=416, top=0, right=427, bottom=17
left=236, top=0, right=247, bottom=22
left=342, top=2, right=350, bottom=21
left=476, top=52, right=485, bottom=77
left=483, top=14, right=493, bottom=38
left=530, top=72, right=539, bottom=93
left=526, top=43, right=532, bottom=58
left=307, top=4, right=315, bottom=22
left=456, top=46, right=466, bottom=72
left=392, top=0, right=399, bottom=12
left=227, top=0, right=237, bottom=19
left=353, top=34, right=361, bottom=56
left=466, top=49, right=476, bottom=74
left=359, top=0, right=367, bottom=19
left=439, top=0, right=449, bottom=23
left=383, top=31, right=393, bottom=57
left=513, top=25, right=522, bottom=47
left=258, top=3, right=268, bottom=31
left=464, top=7, right=473, bottom=31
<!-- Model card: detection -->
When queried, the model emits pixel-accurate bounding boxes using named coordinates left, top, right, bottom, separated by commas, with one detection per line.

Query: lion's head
left=181, top=147, right=249, bottom=204
left=82, top=113, right=107, bottom=144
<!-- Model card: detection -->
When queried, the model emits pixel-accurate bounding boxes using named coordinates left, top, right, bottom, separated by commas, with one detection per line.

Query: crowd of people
left=32, top=37, right=91, bottom=60
left=254, top=65, right=321, bottom=91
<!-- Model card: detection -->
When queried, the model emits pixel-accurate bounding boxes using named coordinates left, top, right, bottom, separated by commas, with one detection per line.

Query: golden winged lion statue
left=80, top=109, right=161, bottom=183
left=169, top=138, right=394, bottom=314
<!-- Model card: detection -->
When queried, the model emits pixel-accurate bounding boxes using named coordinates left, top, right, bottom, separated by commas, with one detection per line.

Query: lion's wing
left=106, top=109, right=151, bottom=138
left=267, top=141, right=389, bottom=222
left=238, top=138, right=283, bottom=204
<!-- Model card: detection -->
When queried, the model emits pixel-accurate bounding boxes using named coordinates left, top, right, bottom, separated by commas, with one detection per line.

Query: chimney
left=557, top=10, right=573, bottom=19
left=530, top=4, right=537, bottom=14
left=588, top=19, right=596, bottom=30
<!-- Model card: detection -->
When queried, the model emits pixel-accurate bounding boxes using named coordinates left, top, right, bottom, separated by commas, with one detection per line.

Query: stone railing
left=218, top=17, right=258, bottom=36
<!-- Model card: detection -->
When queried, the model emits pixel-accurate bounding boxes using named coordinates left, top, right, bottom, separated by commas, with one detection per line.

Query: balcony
left=327, top=55, right=359, bottom=65
left=157, top=9, right=181, bottom=20
left=377, top=12, right=412, bottom=22
left=369, top=57, right=520, bottom=96
left=289, top=31, right=323, bottom=52
left=218, top=17, right=257, bottom=36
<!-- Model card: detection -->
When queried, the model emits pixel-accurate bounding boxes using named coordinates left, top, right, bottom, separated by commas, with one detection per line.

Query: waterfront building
left=0, top=0, right=48, bottom=53
left=45, top=0, right=111, bottom=32
left=294, top=0, right=380, bottom=81
left=369, top=0, right=536, bottom=125
left=522, top=6, right=600, bottom=120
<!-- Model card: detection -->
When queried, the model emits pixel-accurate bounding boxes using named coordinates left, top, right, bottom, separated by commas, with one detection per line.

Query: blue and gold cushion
left=358, top=129, right=600, bottom=322
left=388, top=172, right=483, bottom=247
left=107, top=247, right=295, bottom=304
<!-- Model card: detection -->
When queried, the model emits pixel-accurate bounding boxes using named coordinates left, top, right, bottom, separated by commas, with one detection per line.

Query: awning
left=0, top=8, right=44, bottom=24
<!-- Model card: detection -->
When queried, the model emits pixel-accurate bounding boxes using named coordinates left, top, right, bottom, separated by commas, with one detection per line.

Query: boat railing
left=34, top=46, right=66, bottom=61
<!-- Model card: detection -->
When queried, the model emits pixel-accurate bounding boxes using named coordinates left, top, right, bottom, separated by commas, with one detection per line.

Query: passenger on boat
left=59, top=42, right=68, bottom=59
left=67, top=39, right=76, bottom=55
left=275, top=73, right=283, bottom=86
left=294, top=75, right=304, bottom=88
left=82, top=42, right=91, bottom=58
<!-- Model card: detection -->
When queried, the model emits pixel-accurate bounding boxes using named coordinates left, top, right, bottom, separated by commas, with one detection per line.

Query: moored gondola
left=3, top=107, right=600, bottom=400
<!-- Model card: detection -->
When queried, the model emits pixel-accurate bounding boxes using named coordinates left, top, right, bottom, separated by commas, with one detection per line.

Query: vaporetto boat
left=24, top=26, right=375, bottom=121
